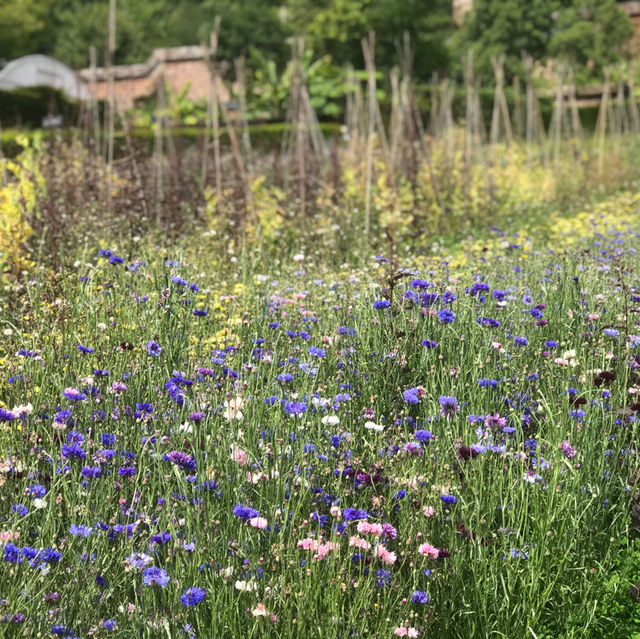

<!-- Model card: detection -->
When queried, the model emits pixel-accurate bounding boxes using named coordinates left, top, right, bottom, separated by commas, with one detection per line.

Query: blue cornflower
left=343, top=508, right=368, bottom=521
left=440, top=494, right=457, bottom=505
left=373, top=300, right=391, bottom=310
left=232, top=504, right=260, bottom=521
left=403, top=388, right=420, bottom=404
left=468, top=282, right=490, bottom=296
left=126, top=552, right=153, bottom=569
left=146, top=340, right=162, bottom=356
left=180, top=587, right=206, bottom=607
left=61, top=444, right=86, bottom=460
left=3, top=543, right=21, bottom=562
left=545, top=340, right=558, bottom=348
left=69, top=524, right=93, bottom=537
left=77, top=344, right=94, bottom=354
left=412, top=590, right=430, bottom=604
left=421, top=339, right=438, bottom=348
left=12, top=504, right=28, bottom=517
left=376, top=569, right=392, bottom=587
left=514, top=336, right=529, bottom=347
left=438, top=309, right=456, bottom=323
left=27, top=484, right=46, bottom=498
left=142, top=567, right=170, bottom=587
left=308, top=346, right=326, bottom=358
left=604, top=328, right=619, bottom=339
left=439, top=396, right=459, bottom=418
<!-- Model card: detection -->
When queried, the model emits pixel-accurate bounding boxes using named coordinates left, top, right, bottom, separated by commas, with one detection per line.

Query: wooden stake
left=106, top=0, right=116, bottom=215
left=362, top=31, right=376, bottom=237
left=597, top=68, right=611, bottom=176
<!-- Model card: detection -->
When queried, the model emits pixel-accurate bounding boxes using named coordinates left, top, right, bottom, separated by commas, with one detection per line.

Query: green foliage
left=549, top=0, right=635, bottom=82
left=0, top=0, right=53, bottom=61
left=452, top=0, right=634, bottom=83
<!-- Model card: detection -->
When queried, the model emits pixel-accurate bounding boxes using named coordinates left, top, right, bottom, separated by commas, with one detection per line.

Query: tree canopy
left=0, top=0, right=635, bottom=86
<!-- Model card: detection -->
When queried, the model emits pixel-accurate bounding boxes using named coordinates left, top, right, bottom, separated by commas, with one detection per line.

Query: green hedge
left=0, top=86, right=79, bottom=129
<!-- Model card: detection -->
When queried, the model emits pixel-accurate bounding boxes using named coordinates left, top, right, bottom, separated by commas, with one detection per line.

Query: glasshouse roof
left=0, top=54, right=90, bottom=100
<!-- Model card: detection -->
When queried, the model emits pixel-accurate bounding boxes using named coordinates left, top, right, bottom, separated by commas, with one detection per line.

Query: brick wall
left=79, top=47, right=229, bottom=111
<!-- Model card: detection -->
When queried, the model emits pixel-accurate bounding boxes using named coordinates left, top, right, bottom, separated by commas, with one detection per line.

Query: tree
left=549, top=0, right=634, bottom=80
left=452, top=0, right=634, bottom=84
left=452, top=0, right=563, bottom=83
left=300, top=0, right=453, bottom=79
left=0, top=0, right=54, bottom=61
left=199, top=0, right=291, bottom=69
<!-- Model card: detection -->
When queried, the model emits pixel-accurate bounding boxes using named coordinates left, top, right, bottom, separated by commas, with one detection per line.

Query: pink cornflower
left=374, top=545, right=397, bottom=565
left=1, top=531, right=19, bottom=542
left=297, top=538, right=319, bottom=551
left=315, top=542, right=337, bottom=560
left=418, top=542, right=439, bottom=559
left=231, top=446, right=247, bottom=466
left=249, top=517, right=268, bottom=529
left=394, top=628, right=419, bottom=637
left=349, top=536, right=371, bottom=550
left=357, top=521, right=384, bottom=536
left=423, top=506, right=435, bottom=517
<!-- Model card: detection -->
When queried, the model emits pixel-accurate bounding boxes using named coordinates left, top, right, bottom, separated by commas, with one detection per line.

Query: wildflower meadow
left=1, top=180, right=640, bottom=638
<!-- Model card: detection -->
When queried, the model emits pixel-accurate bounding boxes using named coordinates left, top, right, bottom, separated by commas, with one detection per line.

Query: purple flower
left=561, top=440, right=577, bottom=459
left=439, top=396, right=459, bottom=418
left=343, top=508, right=368, bottom=521
left=164, top=451, right=197, bottom=472
left=438, top=309, right=456, bottom=323
left=125, top=552, right=153, bottom=569
left=232, top=504, right=260, bottom=521
left=403, top=388, right=420, bottom=404
left=376, top=568, right=392, bottom=586
left=151, top=532, right=171, bottom=546
left=484, top=414, right=506, bottom=429
left=61, top=444, right=86, bottom=460
left=415, top=430, right=432, bottom=443
left=27, top=484, right=46, bottom=498
left=142, top=567, right=170, bottom=587
left=146, top=340, right=162, bottom=356
left=180, top=587, right=206, bottom=607
left=62, top=388, right=86, bottom=401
